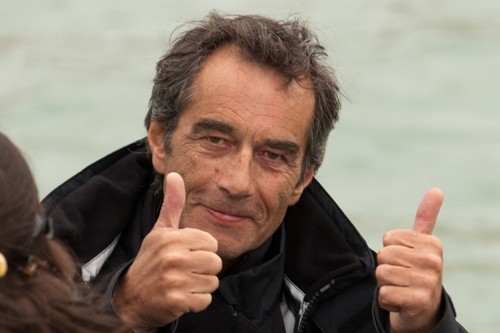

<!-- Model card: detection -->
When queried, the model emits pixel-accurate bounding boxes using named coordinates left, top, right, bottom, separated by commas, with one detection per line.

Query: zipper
left=295, top=279, right=336, bottom=333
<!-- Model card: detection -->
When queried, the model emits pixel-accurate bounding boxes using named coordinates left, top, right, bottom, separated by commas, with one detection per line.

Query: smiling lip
left=204, top=206, right=248, bottom=223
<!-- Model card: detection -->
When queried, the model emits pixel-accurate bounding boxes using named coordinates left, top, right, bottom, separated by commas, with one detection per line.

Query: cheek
left=261, top=182, right=294, bottom=221
left=262, top=172, right=297, bottom=200
left=176, top=160, right=217, bottom=197
left=255, top=192, right=289, bottom=246
left=165, top=143, right=202, bottom=174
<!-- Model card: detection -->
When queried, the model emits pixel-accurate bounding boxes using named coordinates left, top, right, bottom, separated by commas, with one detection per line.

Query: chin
left=217, top=247, right=242, bottom=260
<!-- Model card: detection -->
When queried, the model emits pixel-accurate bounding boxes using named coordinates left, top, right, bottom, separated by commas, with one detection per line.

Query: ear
left=147, top=121, right=167, bottom=174
left=288, top=165, right=315, bottom=206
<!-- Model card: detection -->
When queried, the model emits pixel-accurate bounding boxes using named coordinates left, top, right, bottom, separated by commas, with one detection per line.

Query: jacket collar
left=283, top=179, right=375, bottom=299
left=43, top=139, right=375, bottom=296
left=219, top=227, right=286, bottom=326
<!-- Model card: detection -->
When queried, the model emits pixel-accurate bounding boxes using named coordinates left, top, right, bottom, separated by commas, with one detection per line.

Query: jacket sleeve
left=96, top=258, right=179, bottom=333
left=372, top=288, right=468, bottom=333
left=93, top=258, right=135, bottom=316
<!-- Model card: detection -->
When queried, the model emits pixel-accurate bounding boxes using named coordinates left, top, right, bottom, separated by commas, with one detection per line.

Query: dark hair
left=0, top=132, right=129, bottom=333
left=145, top=11, right=341, bottom=180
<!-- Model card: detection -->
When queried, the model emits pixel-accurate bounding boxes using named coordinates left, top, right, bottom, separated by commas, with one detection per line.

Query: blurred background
left=1, top=0, right=498, bottom=331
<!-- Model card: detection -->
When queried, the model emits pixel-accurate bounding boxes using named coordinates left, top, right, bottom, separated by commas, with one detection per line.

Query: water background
left=1, top=1, right=499, bottom=331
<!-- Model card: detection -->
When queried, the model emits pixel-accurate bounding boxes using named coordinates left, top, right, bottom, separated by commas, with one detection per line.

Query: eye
left=264, top=151, right=283, bottom=161
left=206, top=136, right=224, bottom=144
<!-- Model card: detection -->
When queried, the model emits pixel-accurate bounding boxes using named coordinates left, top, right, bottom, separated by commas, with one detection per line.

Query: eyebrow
left=190, top=117, right=300, bottom=159
left=190, top=118, right=235, bottom=135
left=265, top=140, right=300, bottom=159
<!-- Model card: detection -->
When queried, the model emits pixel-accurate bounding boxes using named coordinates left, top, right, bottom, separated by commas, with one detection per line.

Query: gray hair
left=145, top=11, right=341, bottom=181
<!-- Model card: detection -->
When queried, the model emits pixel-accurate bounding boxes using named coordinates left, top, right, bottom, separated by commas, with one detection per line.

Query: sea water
left=1, top=0, right=499, bottom=331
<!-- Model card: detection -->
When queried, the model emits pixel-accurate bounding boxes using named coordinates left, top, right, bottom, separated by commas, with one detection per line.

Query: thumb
left=154, top=172, right=186, bottom=229
left=413, top=188, right=444, bottom=235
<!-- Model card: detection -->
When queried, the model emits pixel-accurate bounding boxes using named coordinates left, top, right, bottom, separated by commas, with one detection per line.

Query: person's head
left=145, top=12, right=341, bottom=264
left=0, top=132, right=67, bottom=283
left=0, top=132, right=128, bottom=333
left=146, top=11, right=341, bottom=179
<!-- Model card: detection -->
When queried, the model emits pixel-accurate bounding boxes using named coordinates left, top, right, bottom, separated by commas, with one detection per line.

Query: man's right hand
left=113, top=172, right=222, bottom=331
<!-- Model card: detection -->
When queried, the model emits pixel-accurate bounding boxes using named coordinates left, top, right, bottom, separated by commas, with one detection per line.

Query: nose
left=217, top=149, right=255, bottom=198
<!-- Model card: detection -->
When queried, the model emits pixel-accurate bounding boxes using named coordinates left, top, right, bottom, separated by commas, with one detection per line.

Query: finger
left=185, top=293, right=214, bottom=313
left=378, top=285, right=409, bottom=313
left=188, top=274, right=220, bottom=294
left=376, top=264, right=437, bottom=289
left=155, top=172, right=186, bottom=229
left=379, top=285, right=432, bottom=315
left=163, top=292, right=213, bottom=317
left=413, top=188, right=443, bottom=235
left=188, top=251, right=222, bottom=275
left=376, top=264, right=411, bottom=287
left=377, top=245, right=415, bottom=267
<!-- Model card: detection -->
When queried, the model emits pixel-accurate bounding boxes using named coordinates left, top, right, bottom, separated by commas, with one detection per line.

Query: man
left=43, top=12, right=467, bottom=333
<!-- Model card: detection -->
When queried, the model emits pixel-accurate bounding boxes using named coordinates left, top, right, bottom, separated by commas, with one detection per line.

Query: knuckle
left=160, top=271, right=184, bottom=289
left=375, top=264, right=388, bottom=281
left=421, top=253, right=443, bottom=272
left=376, top=247, right=384, bottom=258
left=166, top=292, right=190, bottom=313
left=211, top=237, right=219, bottom=252
left=429, top=235, right=443, bottom=254
left=377, top=246, right=390, bottom=262
left=423, top=271, right=441, bottom=289
left=211, top=254, right=223, bottom=273
left=191, top=294, right=212, bottom=313
left=382, top=231, right=392, bottom=244
left=412, top=289, right=430, bottom=309
left=377, top=286, right=391, bottom=307
left=382, top=229, right=405, bottom=245
left=430, top=255, right=443, bottom=272
left=208, top=275, right=220, bottom=291
left=161, top=251, right=186, bottom=267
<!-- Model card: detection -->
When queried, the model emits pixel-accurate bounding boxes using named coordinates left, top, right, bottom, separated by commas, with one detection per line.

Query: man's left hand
left=376, top=188, right=444, bottom=333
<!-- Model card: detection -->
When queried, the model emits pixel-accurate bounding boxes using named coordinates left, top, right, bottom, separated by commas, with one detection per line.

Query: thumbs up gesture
left=113, top=173, right=222, bottom=331
left=376, top=188, right=445, bottom=333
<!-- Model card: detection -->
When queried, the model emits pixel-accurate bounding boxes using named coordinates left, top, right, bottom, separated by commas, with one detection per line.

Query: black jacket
left=43, top=139, right=467, bottom=333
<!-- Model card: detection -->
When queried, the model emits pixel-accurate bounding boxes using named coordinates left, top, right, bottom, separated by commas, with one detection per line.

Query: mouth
left=203, top=205, right=251, bottom=223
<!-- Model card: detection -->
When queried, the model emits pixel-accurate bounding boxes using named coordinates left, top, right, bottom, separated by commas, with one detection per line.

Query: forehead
left=184, top=46, right=315, bottom=143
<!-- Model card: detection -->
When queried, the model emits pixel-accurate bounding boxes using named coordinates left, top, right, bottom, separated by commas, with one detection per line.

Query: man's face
left=149, top=46, right=315, bottom=261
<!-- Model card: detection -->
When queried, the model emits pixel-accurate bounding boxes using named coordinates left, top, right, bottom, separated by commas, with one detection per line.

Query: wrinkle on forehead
left=185, top=45, right=315, bottom=149
left=194, top=46, right=314, bottom=109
